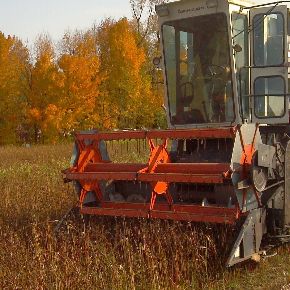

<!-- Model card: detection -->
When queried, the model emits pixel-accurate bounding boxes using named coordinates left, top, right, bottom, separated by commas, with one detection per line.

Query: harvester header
left=63, top=0, right=290, bottom=266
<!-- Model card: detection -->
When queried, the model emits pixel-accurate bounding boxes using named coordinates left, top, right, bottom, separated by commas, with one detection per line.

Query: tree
left=0, top=3, right=169, bottom=145
left=58, top=30, right=102, bottom=133
left=0, top=33, right=29, bottom=144
left=24, top=34, right=63, bottom=142
left=129, top=0, right=168, bottom=128
left=97, top=18, right=163, bottom=129
left=130, top=0, right=169, bottom=49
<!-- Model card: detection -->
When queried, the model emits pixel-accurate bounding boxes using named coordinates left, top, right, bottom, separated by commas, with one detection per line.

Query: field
left=0, top=144, right=290, bottom=289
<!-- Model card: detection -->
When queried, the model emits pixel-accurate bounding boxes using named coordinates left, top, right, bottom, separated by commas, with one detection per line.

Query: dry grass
left=0, top=144, right=289, bottom=289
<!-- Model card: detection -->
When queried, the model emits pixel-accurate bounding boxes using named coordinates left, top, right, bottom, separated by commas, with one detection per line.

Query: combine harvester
left=63, top=0, right=290, bottom=266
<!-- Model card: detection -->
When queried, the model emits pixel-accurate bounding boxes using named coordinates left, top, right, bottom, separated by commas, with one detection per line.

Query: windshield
left=162, top=13, right=234, bottom=125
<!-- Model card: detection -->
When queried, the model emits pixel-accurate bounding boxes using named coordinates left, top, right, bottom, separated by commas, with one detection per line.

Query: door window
left=253, top=13, right=284, bottom=66
left=232, top=13, right=249, bottom=118
left=254, top=76, right=285, bottom=117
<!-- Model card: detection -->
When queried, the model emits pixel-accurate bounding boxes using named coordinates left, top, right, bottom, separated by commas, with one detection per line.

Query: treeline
left=0, top=1, right=166, bottom=144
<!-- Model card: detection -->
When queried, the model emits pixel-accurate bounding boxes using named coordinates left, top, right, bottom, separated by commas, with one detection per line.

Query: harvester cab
left=156, top=0, right=289, bottom=127
left=63, top=0, right=290, bottom=267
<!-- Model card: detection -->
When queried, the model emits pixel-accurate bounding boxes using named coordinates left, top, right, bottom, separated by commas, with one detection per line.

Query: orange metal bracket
left=75, top=139, right=105, bottom=207
left=138, top=138, right=173, bottom=212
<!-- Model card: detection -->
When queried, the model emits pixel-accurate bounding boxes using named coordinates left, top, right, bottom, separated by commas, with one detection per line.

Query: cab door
left=250, top=5, right=289, bottom=124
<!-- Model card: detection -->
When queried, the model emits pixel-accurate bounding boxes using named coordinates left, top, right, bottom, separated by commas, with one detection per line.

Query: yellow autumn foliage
left=0, top=16, right=165, bottom=144
left=0, top=33, right=29, bottom=144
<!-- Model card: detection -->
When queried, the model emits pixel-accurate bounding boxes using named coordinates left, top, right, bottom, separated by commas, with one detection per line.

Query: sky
left=0, top=0, right=271, bottom=47
left=0, top=0, right=132, bottom=45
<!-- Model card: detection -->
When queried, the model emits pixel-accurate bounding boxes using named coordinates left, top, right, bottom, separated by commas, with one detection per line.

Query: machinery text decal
left=178, top=5, right=210, bottom=14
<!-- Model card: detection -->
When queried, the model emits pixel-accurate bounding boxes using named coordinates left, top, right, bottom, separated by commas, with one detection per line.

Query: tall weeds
left=0, top=144, right=289, bottom=289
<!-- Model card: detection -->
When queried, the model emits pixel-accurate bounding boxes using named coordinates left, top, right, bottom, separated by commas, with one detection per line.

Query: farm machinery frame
left=63, top=0, right=290, bottom=266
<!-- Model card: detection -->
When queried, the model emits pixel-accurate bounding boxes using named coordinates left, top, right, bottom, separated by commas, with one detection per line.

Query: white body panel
left=249, top=5, right=289, bottom=124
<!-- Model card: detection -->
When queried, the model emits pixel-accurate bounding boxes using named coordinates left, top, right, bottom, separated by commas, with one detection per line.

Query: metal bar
left=155, top=163, right=230, bottom=174
left=85, top=162, right=230, bottom=174
left=100, top=201, right=235, bottom=214
left=263, top=180, right=284, bottom=192
left=244, top=94, right=290, bottom=97
left=66, top=172, right=137, bottom=181
left=75, top=127, right=236, bottom=141
left=85, top=163, right=147, bottom=172
left=138, top=173, right=224, bottom=183
left=80, top=202, right=238, bottom=224
left=97, top=131, right=146, bottom=140
left=65, top=171, right=224, bottom=183
left=146, top=128, right=235, bottom=139
left=242, top=1, right=289, bottom=10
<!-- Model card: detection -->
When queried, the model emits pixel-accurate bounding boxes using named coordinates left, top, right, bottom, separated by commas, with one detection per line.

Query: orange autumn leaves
left=0, top=18, right=165, bottom=144
left=0, top=33, right=29, bottom=144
